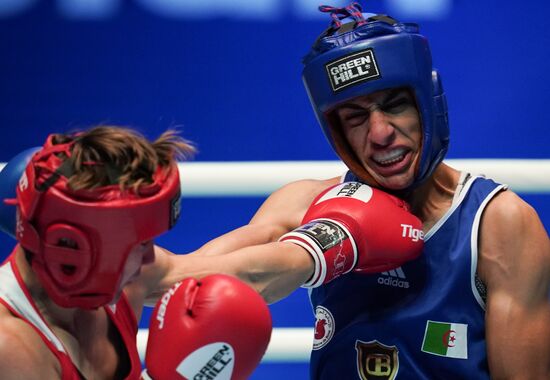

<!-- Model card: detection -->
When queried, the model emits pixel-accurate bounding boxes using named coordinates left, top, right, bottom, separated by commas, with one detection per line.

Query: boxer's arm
left=156, top=182, right=423, bottom=302
left=132, top=177, right=423, bottom=306
left=479, top=191, right=550, bottom=379
left=137, top=241, right=314, bottom=306
left=192, top=178, right=340, bottom=256
left=127, top=244, right=311, bottom=315
left=124, top=179, right=332, bottom=313
left=127, top=177, right=342, bottom=313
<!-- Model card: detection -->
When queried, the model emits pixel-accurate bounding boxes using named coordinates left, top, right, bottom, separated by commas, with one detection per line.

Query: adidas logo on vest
left=377, top=267, right=410, bottom=289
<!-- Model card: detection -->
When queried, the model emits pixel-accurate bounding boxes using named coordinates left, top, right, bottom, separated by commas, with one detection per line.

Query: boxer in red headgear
left=0, top=126, right=272, bottom=380
left=13, top=132, right=183, bottom=310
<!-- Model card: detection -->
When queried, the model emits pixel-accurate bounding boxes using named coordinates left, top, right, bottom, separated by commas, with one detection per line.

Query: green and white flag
left=421, top=320, right=468, bottom=359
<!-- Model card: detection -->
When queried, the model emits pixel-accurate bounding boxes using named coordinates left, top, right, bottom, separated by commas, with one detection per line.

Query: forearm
left=234, top=242, right=315, bottom=303
left=173, top=242, right=314, bottom=304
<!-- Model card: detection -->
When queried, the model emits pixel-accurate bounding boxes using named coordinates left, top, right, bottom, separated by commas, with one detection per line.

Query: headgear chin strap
left=14, top=134, right=181, bottom=309
left=302, top=3, right=449, bottom=190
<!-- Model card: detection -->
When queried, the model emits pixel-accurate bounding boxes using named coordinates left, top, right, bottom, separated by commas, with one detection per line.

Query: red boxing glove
left=279, top=182, right=424, bottom=287
left=141, top=274, right=272, bottom=380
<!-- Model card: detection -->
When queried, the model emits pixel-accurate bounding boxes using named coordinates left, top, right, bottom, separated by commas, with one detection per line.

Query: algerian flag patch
left=421, top=320, right=468, bottom=359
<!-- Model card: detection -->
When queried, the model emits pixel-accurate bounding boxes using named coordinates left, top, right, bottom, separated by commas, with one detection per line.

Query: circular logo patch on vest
left=313, top=305, right=335, bottom=350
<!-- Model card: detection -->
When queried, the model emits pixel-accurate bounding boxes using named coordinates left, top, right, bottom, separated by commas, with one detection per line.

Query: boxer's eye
left=338, top=108, right=369, bottom=127
left=345, top=112, right=369, bottom=127
left=380, top=97, right=413, bottom=115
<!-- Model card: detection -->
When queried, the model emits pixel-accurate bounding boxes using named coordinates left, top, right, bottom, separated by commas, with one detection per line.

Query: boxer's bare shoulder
left=0, top=304, right=59, bottom=379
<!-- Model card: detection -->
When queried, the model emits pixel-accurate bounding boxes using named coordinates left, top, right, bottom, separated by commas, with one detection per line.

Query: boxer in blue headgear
left=178, top=2, right=550, bottom=379
left=302, top=3, right=449, bottom=190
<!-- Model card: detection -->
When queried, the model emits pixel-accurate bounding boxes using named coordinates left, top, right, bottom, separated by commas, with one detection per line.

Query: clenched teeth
left=372, top=148, right=407, bottom=166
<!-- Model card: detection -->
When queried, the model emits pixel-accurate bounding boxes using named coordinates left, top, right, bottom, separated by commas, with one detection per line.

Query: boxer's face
left=123, top=240, right=155, bottom=283
left=336, top=88, right=422, bottom=190
left=112, top=240, right=155, bottom=302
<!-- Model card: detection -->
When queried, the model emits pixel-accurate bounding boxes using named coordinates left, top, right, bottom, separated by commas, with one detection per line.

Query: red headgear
left=14, top=134, right=181, bottom=309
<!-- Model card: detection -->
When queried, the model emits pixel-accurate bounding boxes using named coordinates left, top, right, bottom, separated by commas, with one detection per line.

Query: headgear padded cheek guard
left=14, top=134, right=181, bottom=309
left=302, top=3, right=450, bottom=190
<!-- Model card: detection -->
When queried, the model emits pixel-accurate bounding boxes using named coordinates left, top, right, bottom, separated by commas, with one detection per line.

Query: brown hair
left=51, top=125, right=196, bottom=191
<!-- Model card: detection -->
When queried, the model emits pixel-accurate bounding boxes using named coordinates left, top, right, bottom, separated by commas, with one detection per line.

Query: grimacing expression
left=336, top=88, right=422, bottom=190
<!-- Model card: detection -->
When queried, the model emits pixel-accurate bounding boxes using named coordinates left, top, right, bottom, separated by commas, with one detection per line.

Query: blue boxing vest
left=308, top=173, right=506, bottom=380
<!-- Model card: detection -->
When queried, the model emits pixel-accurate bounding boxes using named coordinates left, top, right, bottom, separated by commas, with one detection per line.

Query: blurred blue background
left=0, top=0, right=549, bottom=378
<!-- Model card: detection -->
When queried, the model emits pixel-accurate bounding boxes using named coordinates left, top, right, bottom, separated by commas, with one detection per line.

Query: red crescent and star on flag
left=442, top=329, right=457, bottom=347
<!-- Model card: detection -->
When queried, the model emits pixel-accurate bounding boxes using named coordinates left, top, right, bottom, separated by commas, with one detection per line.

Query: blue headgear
left=302, top=3, right=449, bottom=189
